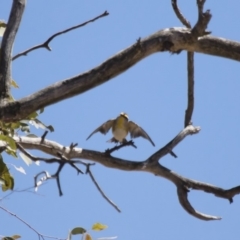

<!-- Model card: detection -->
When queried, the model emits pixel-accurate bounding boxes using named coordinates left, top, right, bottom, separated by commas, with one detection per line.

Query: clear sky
left=1, top=1, right=240, bottom=239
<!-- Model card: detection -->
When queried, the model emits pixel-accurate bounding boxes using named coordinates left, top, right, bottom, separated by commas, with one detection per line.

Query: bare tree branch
left=12, top=11, right=109, bottom=61
left=184, top=52, right=194, bottom=127
left=0, top=29, right=240, bottom=122
left=13, top=125, right=240, bottom=221
left=171, top=1, right=195, bottom=127
left=1, top=0, right=239, bottom=223
left=177, top=186, right=221, bottom=220
left=148, top=125, right=200, bottom=164
left=0, top=0, right=25, bottom=101
left=17, top=142, right=83, bottom=196
left=86, top=164, right=121, bottom=213
left=40, top=130, right=48, bottom=143
left=171, top=0, right=191, bottom=28
left=192, top=0, right=212, bottom=37
left=17, top=142, right=119, bottom=211
left=105, top=140, right=137, bottom=155
left=0, top=205, right=65, bottom=240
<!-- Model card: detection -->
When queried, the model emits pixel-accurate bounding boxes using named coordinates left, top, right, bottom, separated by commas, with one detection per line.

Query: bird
left=86, top=112, right=155, bottom=146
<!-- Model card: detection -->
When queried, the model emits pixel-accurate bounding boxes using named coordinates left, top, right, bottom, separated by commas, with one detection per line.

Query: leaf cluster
left=0, top=23, right=54, bottom=192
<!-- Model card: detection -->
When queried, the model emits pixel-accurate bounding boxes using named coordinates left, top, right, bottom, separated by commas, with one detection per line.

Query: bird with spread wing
left=86, top=112, right=155, bottom=146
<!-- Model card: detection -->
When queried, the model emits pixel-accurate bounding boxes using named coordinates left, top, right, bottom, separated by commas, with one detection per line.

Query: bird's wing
left=86, top=119, right=114, bottom=140
left=128, top=121, right=155, bottom=146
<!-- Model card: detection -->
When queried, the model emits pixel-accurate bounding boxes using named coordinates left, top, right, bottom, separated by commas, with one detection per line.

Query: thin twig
left=17, top=142, right=60, bottom=163
left=86, top=164, right=121, bottom=213
left=148, top=125, right=200, bottom=164
left=169, top=148, right=178, bottom=158
left=105, top=140, right=137, bottom=155
left=12, top=11, right=109, bottom=60
left=17, top=143, right=83, bottom=195
left=53, top=163, right=65, bottom=196
left=0, top=185, right=42, bottom=201
left=68, top=161, right=84, bottom=174
left=184, top=52, right=194, bottom=127
left=0, top=205, right=65, bottom=240
left=41, top=130, right=48, bottom=143
left=171, top=0, right=191, bottom=28
left=70, top=142, right=78, bottom=150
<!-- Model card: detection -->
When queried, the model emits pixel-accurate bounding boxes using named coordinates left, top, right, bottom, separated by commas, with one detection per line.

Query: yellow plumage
left=86, top=112, right=155, bottom=146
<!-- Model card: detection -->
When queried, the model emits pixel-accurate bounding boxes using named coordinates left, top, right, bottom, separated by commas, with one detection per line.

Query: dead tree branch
left=184, top=51, right=195, bottom=126
left=13, top=125, right=240, bottom=221
left=86, top=164, right=121, bottom=213
left=0, top=0, right=25, bottom=101
left=105, top=140, right=137, bottom=155
left=16, top=142, right=120, bottom=212
left=12, top=11, right=109, bottom=61
left=0, top=30, right=240, bottom=122
left=17, top=143, right=83, bottom=196
left=192, top=0, right=212, bottom=37
left=148, top=125, right=200, bottom=164
left=1, top=0, right=239, bottom=222
left=0, top=205, right=65, bottom=240
left=170, top=1, right=198, bottom=127
left=171, top=0, right=191, bottom=28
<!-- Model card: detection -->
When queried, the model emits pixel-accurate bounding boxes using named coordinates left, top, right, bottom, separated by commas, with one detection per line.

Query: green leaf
left=1, top=174, right=14, bottom=191
left=6, top=146, right=18, bottom=158
left=47, top=125, right=54, bottom=132
left=19, top=152, right=32, bottom=166
left=67, top=227, right=87, bottom=240
left=9, top=122, right=21, bottom=129
left=85, top=233, right=92, bottom=240
left=30, top=119, right=54, bottom=132
left=92, top=223, right=108, bottom=231
left=8, top=94, right=15, bottom=102
left=39, top=107, right=44, bottom=114
left=0, top=154, right=14, bottom=191
left=20, top=125, right=30, bottom=133
left=19, top=120, right=28, bottom=125
left=0, top=134, right=17, bottom=151
left=0, top=20, right=7, bottom=28
left=0, top=20, right=6, bottom=37
left=11, top=235, right=21, bottom=240
left=71, top=227, right=86, bottom=235
left=26, top=111, right=38, bottom=120
left=19, top=122, right=30, bottom=133
left=97, top=237, right=117, bottom=240
left=11, top=79, right=19, bottom=88
left=26, top=134, right=38, bottom=138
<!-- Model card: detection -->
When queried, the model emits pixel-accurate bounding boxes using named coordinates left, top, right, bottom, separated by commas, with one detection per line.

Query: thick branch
left=177, top=186, right=221, bottom=220
left=0, top=0, right=25, bottom=101
left=13, top=127, right=240, bottom=221
left=12, top=11, right=109, bottom=61
left=0, top=28, right=240, bottom=122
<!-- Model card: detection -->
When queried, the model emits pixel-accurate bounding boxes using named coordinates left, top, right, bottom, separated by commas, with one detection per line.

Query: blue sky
left=1, top=0, right=240, bottom=239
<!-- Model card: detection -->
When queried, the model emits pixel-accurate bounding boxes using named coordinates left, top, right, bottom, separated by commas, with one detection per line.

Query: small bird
left=86, top=112, right=155, bottom=146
